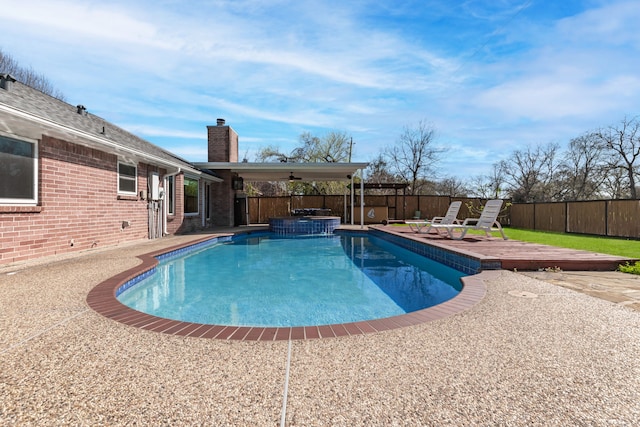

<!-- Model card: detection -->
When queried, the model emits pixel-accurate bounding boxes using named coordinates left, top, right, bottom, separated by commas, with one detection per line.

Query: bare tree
left=434, top=176, right=469, bottom=196
left=600, top=166, right=629, bottom=199
left=0, top=48, right=66, bottom=100
left=500, top=142, right=561, bottom=202
left=0, top=49, right=19, bottom=74
left=557, top=132, right=608, bottom=200
left=365, top=154, right=397, bottom=183
left=469, top=163, right=506, bottom=198
left=384, top=120, right=446, bottom=195
left=594, top=116, right=640, bottom=199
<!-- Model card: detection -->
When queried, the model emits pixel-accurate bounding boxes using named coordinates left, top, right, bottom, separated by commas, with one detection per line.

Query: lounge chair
left=405, top=201, right=462, bottom=233
left=429, top=199, right=507, bottom=240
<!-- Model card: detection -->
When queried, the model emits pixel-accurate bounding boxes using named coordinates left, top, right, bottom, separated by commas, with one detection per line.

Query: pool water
left=117, top=233, right=465, bottom=327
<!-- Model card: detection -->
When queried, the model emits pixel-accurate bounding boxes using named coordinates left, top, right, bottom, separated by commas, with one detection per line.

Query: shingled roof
left=0, top=75, right=214, bottom=179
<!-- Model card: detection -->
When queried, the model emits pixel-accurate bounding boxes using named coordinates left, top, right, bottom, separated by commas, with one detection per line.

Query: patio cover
left=192, top=162, right=369, bottom=226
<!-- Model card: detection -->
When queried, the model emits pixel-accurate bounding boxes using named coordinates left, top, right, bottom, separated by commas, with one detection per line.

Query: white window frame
left=166, top=175, right=175, bottom=215
left=117, top=161, right=138, bottom=195
left=0, top=134, right=38, bottom=205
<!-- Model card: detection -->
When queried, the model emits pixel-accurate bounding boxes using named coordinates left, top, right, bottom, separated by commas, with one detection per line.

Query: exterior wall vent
left=216, top=118, right=226, bottom=126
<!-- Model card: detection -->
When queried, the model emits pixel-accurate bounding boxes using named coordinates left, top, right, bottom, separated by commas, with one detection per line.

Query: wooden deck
left=375, top=225, right=636, bottom=271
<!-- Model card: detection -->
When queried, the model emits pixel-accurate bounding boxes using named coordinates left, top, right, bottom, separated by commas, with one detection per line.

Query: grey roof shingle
left=0, top=77, right=198, bottom=171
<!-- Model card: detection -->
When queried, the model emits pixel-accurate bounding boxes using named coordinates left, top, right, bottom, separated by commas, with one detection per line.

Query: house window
left=118, top=162, right=137, bottom=194
left=0, top=135, right=38, bottom=205
left=184, top=177, right=199, bottom=215
left=166, top=175, right=175, bottom=215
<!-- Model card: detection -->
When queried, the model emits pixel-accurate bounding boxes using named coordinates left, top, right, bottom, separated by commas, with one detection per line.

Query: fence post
left=605, top=200, right=609, bottom=236
left=533, top=203, right=536, bottom=230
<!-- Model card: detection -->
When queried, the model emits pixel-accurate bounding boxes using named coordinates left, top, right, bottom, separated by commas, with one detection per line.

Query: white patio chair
left=429, top=199, right=507, bottom=240
left=405, top=201, right=462, bottom=233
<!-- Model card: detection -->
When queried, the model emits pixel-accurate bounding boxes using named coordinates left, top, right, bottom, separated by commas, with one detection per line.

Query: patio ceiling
left=192, top=162, right=369, bottom=182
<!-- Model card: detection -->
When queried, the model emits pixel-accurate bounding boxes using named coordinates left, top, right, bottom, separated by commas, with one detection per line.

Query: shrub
left=618, top=261, right=640, bottom=275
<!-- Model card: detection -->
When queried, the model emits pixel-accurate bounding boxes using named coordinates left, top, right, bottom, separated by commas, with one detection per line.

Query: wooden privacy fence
left=247, top=195, right=511, bottom=225
left=510, top=200, right=640, bottom=239
left=247, top=195, right=640, bottom=238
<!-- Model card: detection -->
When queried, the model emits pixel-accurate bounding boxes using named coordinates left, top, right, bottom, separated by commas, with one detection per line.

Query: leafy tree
left=259, top=131, right=352, bottom=164
left=0, top=48, right=66, bottom=100
left=383, top=120, right=446, bottom=195
left=594, top=116, right=640, bottom=199
left=255, top=130, right=353, bottom=195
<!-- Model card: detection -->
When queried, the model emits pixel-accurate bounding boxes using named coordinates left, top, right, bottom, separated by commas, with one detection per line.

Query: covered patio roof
left=192, top=162, right=369, bottom=182
left=193, top=161, right=370, bottom=227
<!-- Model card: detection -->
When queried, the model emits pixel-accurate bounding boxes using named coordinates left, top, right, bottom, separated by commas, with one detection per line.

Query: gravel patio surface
left=1, top=234, right=639, bottom=426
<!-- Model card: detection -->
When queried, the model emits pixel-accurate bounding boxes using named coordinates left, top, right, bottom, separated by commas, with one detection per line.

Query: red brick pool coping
left=86, top=234, right=490, bottom=341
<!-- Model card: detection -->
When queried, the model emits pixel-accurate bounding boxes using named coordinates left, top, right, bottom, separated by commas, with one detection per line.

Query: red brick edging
left=86, top=236, right=489, bottom=341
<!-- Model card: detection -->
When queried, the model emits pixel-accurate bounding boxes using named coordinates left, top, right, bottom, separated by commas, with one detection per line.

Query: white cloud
left=2, top=0, right=171, bottom=49
left=2, top=0, right=639, bottom=179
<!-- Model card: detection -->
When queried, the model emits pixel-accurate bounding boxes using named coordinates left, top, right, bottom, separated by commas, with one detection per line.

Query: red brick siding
left=210, top=171, right=234, bottom=226
left=0, top=136, right=203, bottom=265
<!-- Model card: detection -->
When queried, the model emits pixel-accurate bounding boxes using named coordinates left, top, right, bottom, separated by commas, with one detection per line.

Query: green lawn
left=394, top=223, right=640, bottom=259
left=499, top=228, right=640, bottom=259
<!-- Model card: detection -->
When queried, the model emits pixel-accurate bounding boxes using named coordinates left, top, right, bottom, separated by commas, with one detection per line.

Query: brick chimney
left=207, top=118, right=238, bottom=162
left=207, top=119, right=239, bottom=227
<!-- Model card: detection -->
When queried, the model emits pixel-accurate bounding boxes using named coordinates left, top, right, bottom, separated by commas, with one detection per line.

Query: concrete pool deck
left=1, top=231, right=639, bottom=425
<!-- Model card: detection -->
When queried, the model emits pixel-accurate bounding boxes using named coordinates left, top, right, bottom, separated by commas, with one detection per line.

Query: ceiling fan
left=287, top=172, right=302, bottom=181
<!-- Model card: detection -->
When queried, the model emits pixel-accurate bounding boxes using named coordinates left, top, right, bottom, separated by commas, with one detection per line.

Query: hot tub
left=269, top=216, right=341, bottom=235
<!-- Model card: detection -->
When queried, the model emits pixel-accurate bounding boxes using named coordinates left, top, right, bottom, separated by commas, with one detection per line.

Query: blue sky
left=1, top=0, right=639, bottom=179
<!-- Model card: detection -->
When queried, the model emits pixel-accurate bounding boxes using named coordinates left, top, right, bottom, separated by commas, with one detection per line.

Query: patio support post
left=350, top=174, right=355, bottom=225
left=360, top=169, right=364, bottom=229
left=343, top=193, right=347, bottom=223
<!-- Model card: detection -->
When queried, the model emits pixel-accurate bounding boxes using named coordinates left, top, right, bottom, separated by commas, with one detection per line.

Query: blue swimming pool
left=117, top=232, right=466, bottom=327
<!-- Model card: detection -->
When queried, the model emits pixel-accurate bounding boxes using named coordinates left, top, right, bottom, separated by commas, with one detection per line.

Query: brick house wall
left=210, top=170, right=235, bottom=226
left=0, top=78, right=222, bottom=265
left=0, top=136, right=169, bottom=264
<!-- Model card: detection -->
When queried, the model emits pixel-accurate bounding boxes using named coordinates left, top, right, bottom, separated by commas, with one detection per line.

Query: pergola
left=192, top=162, right=370, bottom=226
left=350, top=182, right=410, bottom=220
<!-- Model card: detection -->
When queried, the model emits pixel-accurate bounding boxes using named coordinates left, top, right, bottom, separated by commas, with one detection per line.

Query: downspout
left=161, top=168, right=181, bottom=235
left=201, top=182, right=205, bottom=229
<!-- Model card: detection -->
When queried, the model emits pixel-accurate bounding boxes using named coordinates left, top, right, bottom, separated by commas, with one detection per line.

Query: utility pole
left=348, top=137, right=353, bottom=162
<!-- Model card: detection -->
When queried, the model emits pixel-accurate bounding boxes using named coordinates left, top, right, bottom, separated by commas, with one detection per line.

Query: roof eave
left=0, top=103, right=205, bottom=177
